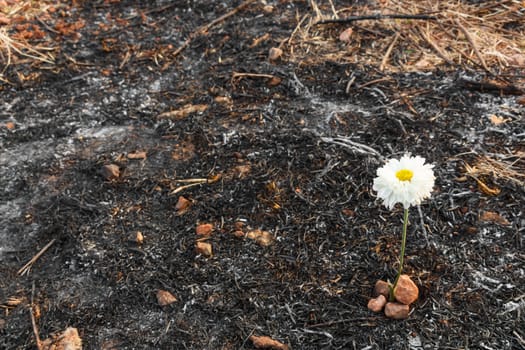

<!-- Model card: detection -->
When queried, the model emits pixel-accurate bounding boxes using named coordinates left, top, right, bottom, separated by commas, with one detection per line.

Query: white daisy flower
left=373, top=155, right=435, bottom=209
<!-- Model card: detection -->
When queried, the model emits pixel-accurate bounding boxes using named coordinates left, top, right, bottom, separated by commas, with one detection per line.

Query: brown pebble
left=135, top=231, right=144, bottom=245
left=246, top=229, right=274, bottom=246
left=232, top=230, right=244, bottom=238
left=339, top=27, right=353, bottom=42
left=100, top=164, right=120, bottom=180
left=517, top=96, right=525, bottom=105
left=367, top=294, right=387, bottom=313
left=374, top=280, right=391, bottom=298
left=196, top=241, right=212, bottom=257
left=384, top=302, right=410, bottom=319
left=196, top=223, right=213, bottom=236
left=234, top=221, right=245, bottom=231
left=156, top=289, right=177, bottom=306
left=175, top=196, right=191, bottom=212
left=393, top=275, right=419, bottom=305
left=250, top=335, right=289, bottom=350
left=262, top=5, right=275, bottom=14
left=268, top=47, right=283, bottom=61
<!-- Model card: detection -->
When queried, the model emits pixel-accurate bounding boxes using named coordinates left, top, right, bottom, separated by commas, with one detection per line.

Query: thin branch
left=418, top=27, right=455, bottom=66
left=454, top=18, right=490, bottom=73
left=18, top=239, right=56, bottom=276
left=321, top=136, right=384, bottom=161
left=30, top=282, right=42, bottom=350
left=315, top=14, right=437, bottom=25
left=380, top=32, right=400, bottom=71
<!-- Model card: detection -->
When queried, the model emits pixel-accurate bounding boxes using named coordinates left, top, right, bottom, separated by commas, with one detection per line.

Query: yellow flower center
left=396, top=169, right=413, bottom=182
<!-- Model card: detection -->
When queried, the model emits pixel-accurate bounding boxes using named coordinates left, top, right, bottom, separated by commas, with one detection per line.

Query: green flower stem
left=390, top=208, right=409, bottom=302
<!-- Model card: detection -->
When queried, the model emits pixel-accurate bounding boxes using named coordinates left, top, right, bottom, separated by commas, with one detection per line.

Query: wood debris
left=157, top=104, right=208, bottom=120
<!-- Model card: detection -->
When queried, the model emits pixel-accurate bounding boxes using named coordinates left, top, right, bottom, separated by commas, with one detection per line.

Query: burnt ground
left=1, top=1, right=524, bottom=349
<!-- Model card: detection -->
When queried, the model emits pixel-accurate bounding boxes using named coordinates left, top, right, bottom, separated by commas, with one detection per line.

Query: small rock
left=262, top=5, right=275, bottom=14
left=384, top=302, right=410, bottom=319
left=517, top=96, right=525, bottom=105
left=100, top=164, right=120, bottom=181
left=196, top=241, right=213, bottom=257
left=196, top=223, right=213, bottom=236
left=367, top=294, right=387, bottom=313
left=268, top=47, right=283, bottom=61
left=250, top=335, right=289, bottom=350
left=246, top=229, right=273, bottom=246
left=234, top=221, right=245, bottom=231
left=393, top=275, right=419, bottom=305
left=156, top=289, right=177, bottom=306
left=232, top=230, right=244, bottom=238
left=175, top=196, right=191, bottom=212
left=374, top=280, right=391, bottom=298
left=135, top=231, right=144, bottom=245
left=339, top=27, right=353, bottom=42
left=41, top=327, right=82, bottom=350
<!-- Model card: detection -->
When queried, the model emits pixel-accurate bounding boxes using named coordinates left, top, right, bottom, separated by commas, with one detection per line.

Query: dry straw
left=284, top=0, right=524, bottom=72
left=0, top=1, right=56, bottom=73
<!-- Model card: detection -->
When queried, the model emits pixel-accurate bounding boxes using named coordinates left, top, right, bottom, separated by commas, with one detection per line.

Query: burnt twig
left=30, top=282, right=42, bottom=350
left=315, top=14, right=437, bottom=25
left=18, top=239, right=56, bottom=276
left=458, top=78, right=524, bottom=95
left=321, top=136, right=384, bottom=162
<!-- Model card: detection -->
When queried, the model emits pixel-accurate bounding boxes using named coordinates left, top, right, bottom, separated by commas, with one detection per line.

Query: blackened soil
left=1, top=1, right=524, bottom=349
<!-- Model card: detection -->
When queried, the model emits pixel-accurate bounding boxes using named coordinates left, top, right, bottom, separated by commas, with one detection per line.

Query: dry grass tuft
left=284, top=0, right=525, bottom=73
left=0, top=0, right=58, bottom=73
left=467, top=153, right=525, bottom=188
